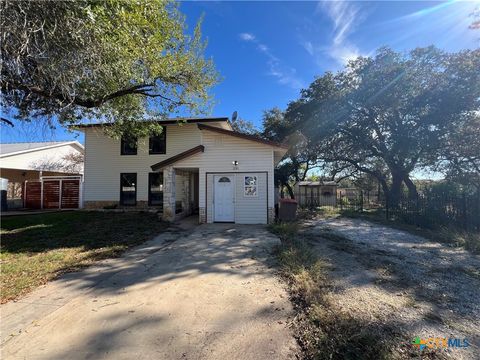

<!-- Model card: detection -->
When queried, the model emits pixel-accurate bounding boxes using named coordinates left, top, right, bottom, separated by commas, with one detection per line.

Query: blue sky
left=1, top=0, right=478, bottom=144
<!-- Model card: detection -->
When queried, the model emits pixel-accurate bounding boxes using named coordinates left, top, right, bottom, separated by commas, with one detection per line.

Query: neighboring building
left=295, top=181, right=338, bottom=208
left=0, top=141, right=84, bottom=208
left=74, top=117, right=288, bottom=224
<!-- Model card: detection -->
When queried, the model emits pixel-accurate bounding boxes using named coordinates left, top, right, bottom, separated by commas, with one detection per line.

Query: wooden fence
left=25, top=176, right=82, bottom=209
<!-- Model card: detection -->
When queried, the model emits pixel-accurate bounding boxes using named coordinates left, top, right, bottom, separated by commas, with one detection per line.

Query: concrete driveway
left=1, top=222, right=297, bottom=360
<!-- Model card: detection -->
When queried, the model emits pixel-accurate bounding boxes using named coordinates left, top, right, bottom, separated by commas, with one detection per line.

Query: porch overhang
left=150, top=145, right=204, bottom=171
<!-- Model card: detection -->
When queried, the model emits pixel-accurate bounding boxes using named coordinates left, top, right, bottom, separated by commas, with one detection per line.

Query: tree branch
left=0, top=117, right=14, bottom=127
left=2, top=80, right=191, bottom=109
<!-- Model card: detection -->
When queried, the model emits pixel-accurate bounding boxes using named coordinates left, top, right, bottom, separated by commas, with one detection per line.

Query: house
left=74, top=117, right=288, bottom=224
left=295, top=180, right=338, bottom=208
left=0, top=141, right=84, bottom=208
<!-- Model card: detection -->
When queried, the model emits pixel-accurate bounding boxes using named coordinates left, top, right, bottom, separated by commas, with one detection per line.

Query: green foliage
left=269, top=222, right=299, bottom=242
left=229, top=117, right=259, bottom=135
left=263, top=108, right=317, bottom=197
left=1, top=0, right=219, bottom=136
left=285, top=46, right=480, bottom=206
left=438, top=116, right=480, bottom=191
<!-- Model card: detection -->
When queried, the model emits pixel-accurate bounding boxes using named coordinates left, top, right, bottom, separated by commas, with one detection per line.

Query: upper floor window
left=121, top=137, right=137, bottom=155
left=149, top=129, right=166, bottom=154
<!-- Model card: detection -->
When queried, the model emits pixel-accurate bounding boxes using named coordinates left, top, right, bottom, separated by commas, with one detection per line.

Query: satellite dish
left=231, top=111, right=238, bottom=122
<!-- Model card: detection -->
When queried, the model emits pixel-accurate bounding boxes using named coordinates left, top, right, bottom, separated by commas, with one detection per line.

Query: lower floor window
left=148, top=172, right=163, bottom=206
left=120, top=173, right=136, bottom=205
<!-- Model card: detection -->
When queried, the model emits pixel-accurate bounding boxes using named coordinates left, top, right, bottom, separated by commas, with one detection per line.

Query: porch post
left=162, top=166, right=176, bottom=222
left=183, top=172, right=192, bottom=216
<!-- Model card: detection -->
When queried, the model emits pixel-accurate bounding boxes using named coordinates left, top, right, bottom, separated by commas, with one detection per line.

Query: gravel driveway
left=303, top=217, right=480, bottom=359
left=1, top=223, right=297, bottom=360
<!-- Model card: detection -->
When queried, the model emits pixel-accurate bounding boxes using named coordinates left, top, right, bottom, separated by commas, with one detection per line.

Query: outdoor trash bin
left=279, top=198, right=298, bottom=221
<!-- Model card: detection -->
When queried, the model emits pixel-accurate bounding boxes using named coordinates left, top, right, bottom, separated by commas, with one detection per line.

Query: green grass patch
left=270, top=223, right=418, bottom=360
left=0, top=211, right=168, bottom=303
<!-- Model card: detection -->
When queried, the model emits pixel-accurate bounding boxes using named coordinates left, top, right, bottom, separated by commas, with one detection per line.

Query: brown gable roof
left=151, top=145, right=204, bottom=171
left=197, top=124, right=288, bottom=149
left=71, top=117, right=229, bottom=129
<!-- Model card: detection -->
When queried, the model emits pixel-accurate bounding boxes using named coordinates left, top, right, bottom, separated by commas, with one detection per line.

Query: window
left=218, top=177, right=231, bottom=183
left=148, top=172, right=163, bottom=206
left=121, top=137, right=137, bottom=155
left=244, top=176, right=257, bottom=197
left=120, top=173, right=136, bottom=205
left=149, top=129, right=166, bottom=154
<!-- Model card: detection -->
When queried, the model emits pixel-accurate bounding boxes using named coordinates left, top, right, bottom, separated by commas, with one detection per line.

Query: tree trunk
left=403, top=176, right=418, bottom=199
left=387, top=173, right=404, bottom=209
left=285, top=182, right=295, bottom=199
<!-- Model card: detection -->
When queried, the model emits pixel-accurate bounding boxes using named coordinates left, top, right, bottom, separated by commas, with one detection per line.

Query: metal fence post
left=385, top=197, right=389, bottom=220
left=359, top=190, right=363, bottom=212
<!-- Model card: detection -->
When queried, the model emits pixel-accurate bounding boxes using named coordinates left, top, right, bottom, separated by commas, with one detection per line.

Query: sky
left=1, top=0, right=479, bottom=144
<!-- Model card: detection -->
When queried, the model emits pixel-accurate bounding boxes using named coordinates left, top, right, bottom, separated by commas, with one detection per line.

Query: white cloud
left=239, top=32, right=256, bottom=42
left=239, top=32, right=304, bottom=90
left=304, top=0, right=366, bottom=66
left=319, top=0, right=362, bottom=45
left=301, top=41, right=314, bottom=56
left=257, top=44, right=269, bottom=53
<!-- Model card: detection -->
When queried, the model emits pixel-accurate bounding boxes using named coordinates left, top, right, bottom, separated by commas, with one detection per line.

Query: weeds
left=270, top=222, right=420, bottom=360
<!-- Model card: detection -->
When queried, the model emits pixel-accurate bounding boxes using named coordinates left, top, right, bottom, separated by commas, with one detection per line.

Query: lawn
left=0, top=211, right=168, bottom=303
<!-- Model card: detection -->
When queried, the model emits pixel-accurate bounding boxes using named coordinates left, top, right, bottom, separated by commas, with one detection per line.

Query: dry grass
left=269, top=222, right=425, bottom=360
left=0, top=211, right=168, bottom=303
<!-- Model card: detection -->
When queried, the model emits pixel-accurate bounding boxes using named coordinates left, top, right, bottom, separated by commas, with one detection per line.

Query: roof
left=151, top=145, right=205, bottom=171
left=71, top=117, right=229, bottom=129
left=197, top=124, right=289, bottom=149
left=297, top=181, right=338, bottom=186
left=0, top=141, right=84, bottom=157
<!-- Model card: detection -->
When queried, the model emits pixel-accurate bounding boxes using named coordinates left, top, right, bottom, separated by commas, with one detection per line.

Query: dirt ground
left=301, top=217, right=480, bottom=359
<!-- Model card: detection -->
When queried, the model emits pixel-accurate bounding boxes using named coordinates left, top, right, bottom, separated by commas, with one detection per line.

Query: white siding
left=83, top=123, right=279, bottom=224
left=84, top=124, right=201, bottom=201
left=205, top=173, right=267, bottom=224
left=1, top=144, right=83, bottom=172
left=174, top=131, right=275, bottom=224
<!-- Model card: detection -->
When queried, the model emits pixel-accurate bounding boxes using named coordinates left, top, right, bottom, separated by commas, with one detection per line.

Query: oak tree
left=1, top=0, right=219, bottom=137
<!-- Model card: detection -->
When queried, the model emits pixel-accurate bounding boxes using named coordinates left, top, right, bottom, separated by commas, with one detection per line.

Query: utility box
left=279, top=198, right=298, bottom=221
left=0, top=178, right=8, bottom=212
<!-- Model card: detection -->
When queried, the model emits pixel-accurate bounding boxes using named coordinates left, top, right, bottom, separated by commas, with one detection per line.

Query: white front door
left=214, top=175, right=234, bottom=222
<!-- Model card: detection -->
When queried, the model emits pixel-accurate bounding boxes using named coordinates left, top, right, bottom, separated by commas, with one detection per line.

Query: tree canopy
left=280, top=46, right=480, bottom=205
left=1, top=0, right=219, bottom=137
left=262, top=107, right=318, bottom=198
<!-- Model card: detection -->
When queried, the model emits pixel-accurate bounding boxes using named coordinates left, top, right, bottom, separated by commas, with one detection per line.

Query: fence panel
left=25, top=182, right=41, bottom=209
left=43, top=180, right=60, bottom=209
left=61, top=179, right=80, bottom=208
left=296, top=185, right=480, bottom=232
left=386, top=192, right=480, bottom=232
left=24, top=178, right=81, bottom=210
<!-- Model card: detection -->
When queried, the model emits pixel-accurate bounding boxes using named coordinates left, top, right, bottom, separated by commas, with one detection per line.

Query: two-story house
left=74, top=117, right=288, bottom=224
